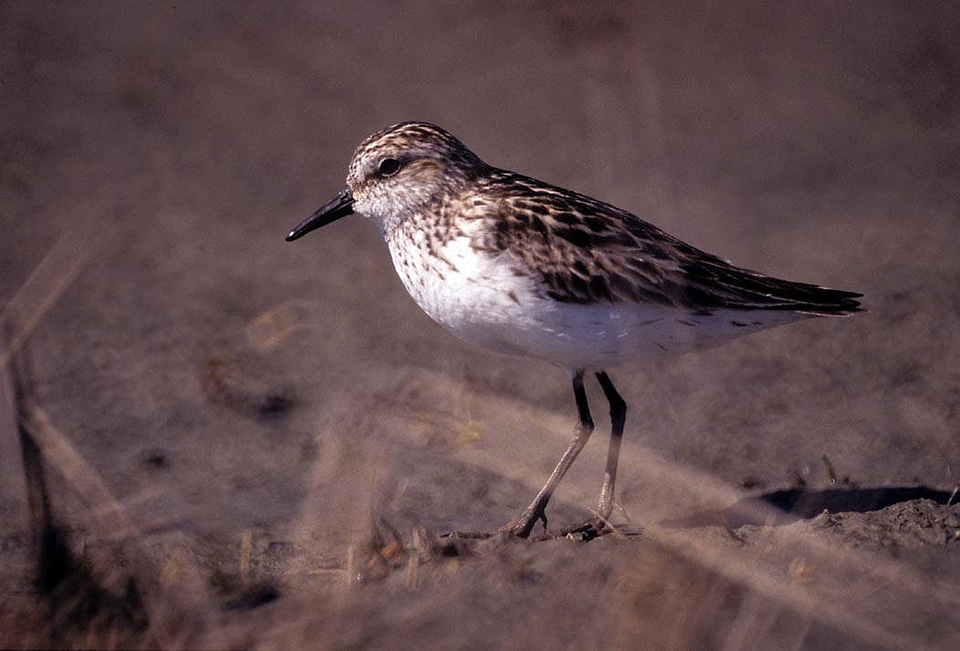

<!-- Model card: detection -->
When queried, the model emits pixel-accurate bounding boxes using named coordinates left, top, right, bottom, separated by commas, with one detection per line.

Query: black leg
left=510, top=369, right=594, bottom=538
left=595, top=371, right=626, bottom=519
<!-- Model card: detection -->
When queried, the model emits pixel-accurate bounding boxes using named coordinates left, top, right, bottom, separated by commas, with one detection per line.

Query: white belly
left=386, top=233, right=806, bottom=371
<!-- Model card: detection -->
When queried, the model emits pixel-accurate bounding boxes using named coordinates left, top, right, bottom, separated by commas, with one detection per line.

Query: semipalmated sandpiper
left=286, top=122, right=861, bottom=539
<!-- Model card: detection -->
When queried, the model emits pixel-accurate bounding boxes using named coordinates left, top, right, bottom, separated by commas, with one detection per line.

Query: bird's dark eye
left=378, top=157, right=401, bottom=177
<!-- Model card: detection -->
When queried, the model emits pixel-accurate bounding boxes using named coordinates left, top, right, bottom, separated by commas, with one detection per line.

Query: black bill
left=285, top=186, right=355, bottom=242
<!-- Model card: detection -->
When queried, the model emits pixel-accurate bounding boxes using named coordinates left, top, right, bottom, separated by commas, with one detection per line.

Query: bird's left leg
left=594, top=371, right=626, bottom=520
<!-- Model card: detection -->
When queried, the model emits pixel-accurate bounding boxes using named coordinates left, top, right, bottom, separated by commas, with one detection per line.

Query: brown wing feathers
left=479, top=172, right=862, bottom=314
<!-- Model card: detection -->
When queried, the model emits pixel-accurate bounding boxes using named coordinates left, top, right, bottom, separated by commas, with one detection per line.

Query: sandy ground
left=2, top=1, right=960, bottom=648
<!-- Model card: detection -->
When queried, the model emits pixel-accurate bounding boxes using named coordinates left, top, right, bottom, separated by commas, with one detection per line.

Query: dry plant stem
left=0, top=230, right=95, bottom=370
left=9, top=346, right=53, bottom=551
left=19, top=399, right=142, bottom=542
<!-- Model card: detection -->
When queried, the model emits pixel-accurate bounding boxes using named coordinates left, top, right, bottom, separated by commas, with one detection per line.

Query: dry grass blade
left=0, top=228, right=97, bottom=370
left=19, top=399, right=142, bottom=543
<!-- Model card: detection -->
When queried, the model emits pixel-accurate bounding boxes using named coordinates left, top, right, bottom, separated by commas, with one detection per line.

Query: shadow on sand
left=663, top=485, right=957, bottom=529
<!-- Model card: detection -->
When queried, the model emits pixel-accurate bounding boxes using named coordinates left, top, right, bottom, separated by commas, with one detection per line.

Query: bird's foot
left=526, top=516, right=607, bottom=542
left=440, top=511, right=637, bottom=546
left=437, top=519, right=539, bottom=545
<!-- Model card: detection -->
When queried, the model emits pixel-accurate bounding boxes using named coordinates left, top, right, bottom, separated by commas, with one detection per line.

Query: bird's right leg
left=508, top=369, right=594, bottom=538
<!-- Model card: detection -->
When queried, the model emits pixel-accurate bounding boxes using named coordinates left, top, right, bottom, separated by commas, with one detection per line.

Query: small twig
left=587, top=509, right=629, bottom=540
left=820, top=454, right=837, bottom=486
left=345, top=545, right=356, bottom=587
left=239, top=529, right=253, bottom=588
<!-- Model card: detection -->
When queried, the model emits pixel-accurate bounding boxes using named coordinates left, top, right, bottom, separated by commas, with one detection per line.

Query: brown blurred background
left=2, top=1, right=959, bottom=648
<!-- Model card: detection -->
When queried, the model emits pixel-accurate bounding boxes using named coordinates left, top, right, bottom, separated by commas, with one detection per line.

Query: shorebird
left=286, top=122, right=861, bottom=539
